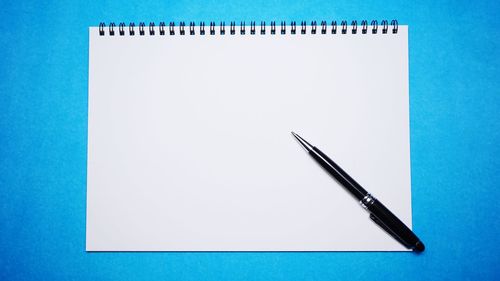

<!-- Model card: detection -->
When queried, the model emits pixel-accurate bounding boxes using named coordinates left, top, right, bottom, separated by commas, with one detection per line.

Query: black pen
left=291, top=132, right=425, bottom=252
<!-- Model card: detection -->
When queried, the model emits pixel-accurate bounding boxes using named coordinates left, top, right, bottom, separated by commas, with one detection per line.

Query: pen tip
left=290, top=131, right=313, bottom=152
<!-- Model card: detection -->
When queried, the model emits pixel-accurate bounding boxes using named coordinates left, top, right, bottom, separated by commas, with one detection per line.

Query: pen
left=291, top=132, right=425, bottom=252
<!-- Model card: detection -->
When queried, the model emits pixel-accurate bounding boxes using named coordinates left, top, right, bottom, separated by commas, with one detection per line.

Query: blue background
left=1, top=0, right=499, bottom=280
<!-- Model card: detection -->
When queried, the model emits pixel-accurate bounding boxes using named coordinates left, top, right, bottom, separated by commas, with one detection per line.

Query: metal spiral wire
left=98, top=20, right=398, bottom=36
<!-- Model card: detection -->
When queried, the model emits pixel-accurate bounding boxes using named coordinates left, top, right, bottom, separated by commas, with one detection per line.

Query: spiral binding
left=98, top=20, right=398, bottom=36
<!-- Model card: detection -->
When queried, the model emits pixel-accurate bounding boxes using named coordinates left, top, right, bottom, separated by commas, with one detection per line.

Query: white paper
left=87, top=25, right=411, bottom=251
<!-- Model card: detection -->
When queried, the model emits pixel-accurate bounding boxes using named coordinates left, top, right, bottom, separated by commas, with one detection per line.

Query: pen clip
left=369, top=213, right=411, bottom=248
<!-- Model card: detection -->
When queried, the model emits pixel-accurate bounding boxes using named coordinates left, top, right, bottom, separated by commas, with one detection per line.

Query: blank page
left=87, top=25, right=411, bottom=251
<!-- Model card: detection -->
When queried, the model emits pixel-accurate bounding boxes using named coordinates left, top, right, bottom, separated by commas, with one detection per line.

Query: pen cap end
left=414, top=241, right=425, bottom=253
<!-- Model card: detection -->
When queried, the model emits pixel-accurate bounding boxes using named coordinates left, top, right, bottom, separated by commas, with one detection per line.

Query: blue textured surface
left=1, top=0, right=499, bottom=280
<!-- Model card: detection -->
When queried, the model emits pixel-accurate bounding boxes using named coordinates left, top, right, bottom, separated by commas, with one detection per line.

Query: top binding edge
left=97, top=20, right=399, bottom=36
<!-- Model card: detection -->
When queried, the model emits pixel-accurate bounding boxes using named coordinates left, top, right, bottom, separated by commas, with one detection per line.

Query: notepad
left=87, top=21, right=412, bottom=251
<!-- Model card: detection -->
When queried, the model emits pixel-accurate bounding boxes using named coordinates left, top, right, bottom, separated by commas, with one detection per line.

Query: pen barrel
left=311, top=148, right=367, bottom=200
left=367, top=199, right=424, bottom=251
